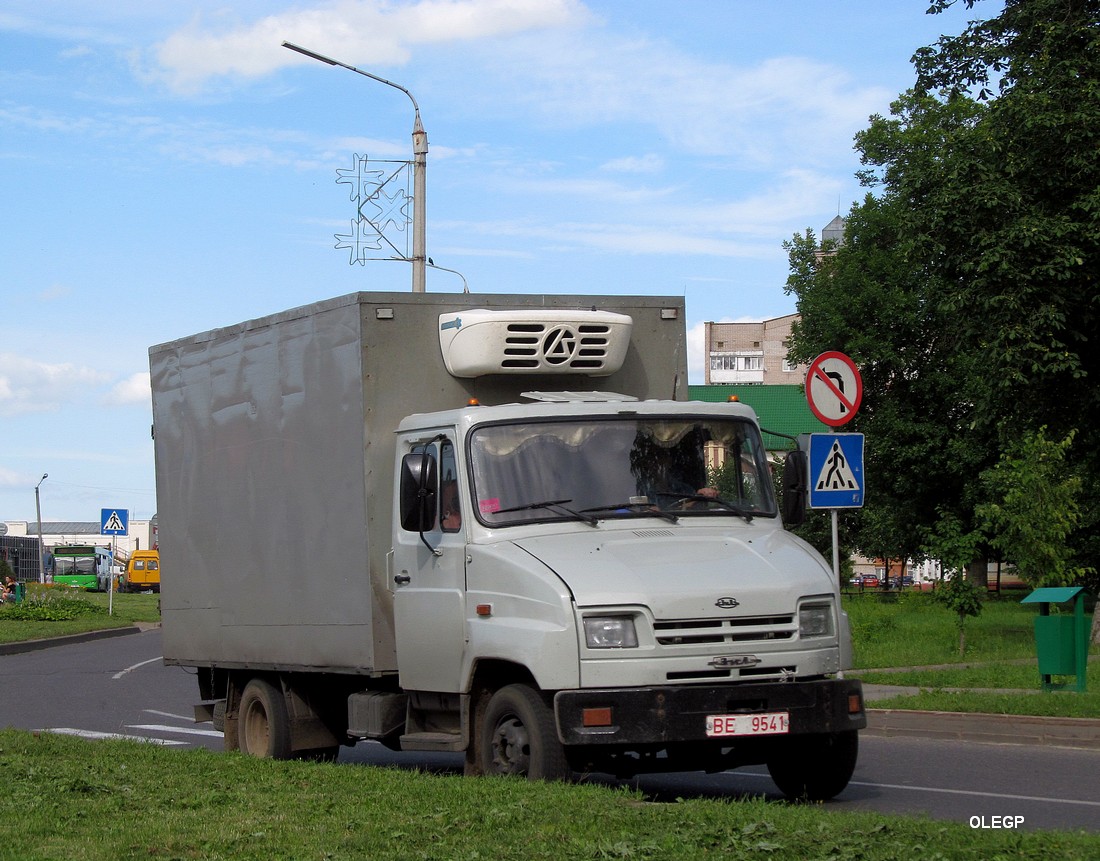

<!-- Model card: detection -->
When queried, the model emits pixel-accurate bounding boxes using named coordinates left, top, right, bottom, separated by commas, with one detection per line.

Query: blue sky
left=1, top=0, right=988, bottom=522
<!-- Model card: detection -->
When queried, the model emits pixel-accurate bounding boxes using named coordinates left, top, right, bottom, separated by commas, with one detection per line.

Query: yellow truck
left=123, top=549, right=160, bottom=593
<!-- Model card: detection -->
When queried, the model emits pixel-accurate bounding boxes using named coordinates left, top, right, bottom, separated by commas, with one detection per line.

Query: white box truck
left=151, top=291, right=865, bottom=800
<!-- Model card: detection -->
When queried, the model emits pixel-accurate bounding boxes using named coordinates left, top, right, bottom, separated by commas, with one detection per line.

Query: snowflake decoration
left=334, top=218, right=383, bottom=266
left=335, top=154, right=385, bottom=204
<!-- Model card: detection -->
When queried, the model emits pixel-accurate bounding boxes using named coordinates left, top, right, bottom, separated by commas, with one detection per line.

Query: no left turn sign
left=805, top=351, right=862, bottom=427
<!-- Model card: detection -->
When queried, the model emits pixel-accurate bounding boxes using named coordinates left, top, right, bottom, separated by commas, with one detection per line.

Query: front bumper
left=554, top=678, right=865, bottom=746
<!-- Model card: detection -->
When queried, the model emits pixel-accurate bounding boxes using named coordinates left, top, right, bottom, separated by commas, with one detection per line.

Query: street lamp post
left=34, top=473, right=47, bottom=584
left=282, top=41, right=427, bottom=293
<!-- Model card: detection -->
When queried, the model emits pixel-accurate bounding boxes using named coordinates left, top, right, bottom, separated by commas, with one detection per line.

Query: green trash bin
left=1021, top=587, right=1091, bottom=693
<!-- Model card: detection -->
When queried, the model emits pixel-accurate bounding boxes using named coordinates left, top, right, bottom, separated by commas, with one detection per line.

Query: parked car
left=861, top=575, right=881, bottom=588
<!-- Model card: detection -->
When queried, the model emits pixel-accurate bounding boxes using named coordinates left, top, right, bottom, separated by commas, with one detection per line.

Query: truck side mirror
left=399, top=451, right=439, bottom=532
left=782, top=449, right=807, bottom=527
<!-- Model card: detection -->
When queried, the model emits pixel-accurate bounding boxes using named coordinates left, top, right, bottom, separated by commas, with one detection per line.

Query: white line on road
left=847, top=778, right=1100, bottom=809
left=37, top=728, right=185, bottom=745
left=112, top=657, right=163, bottom=680
left=735, top=770, right=1100, bottom=809
left=127, top=723, right=224, bottom=738
left=144, top=709, right=196, bottom=722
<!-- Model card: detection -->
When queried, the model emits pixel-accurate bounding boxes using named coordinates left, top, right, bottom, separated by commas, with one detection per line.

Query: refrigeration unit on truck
left=151, top=291, right=865, bottom=800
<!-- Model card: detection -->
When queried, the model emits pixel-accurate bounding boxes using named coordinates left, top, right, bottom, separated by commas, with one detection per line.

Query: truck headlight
left=798, top=604, right=834, bottom=639
left=583, top=616, right=639, bottom=649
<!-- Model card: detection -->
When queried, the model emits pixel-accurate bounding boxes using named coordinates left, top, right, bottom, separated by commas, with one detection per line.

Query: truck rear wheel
left=238, top=678, right=292, bottom=759
left=479, top=684, right=569, bottom=781
left=766, top=730, right=858, bottom=801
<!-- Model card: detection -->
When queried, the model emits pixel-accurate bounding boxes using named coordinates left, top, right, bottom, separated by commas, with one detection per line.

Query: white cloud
left=687, top=320, right=707, bottom=384
left=37, top=283, right=72, bottom=302
left=147, top=0, right=589, bottom=94
left=104, top=372, right=151, bottom=407
left=602, top=153, right=664, bottom=174
left=0, top=354, right=111, bottom=416
left=468, top=29, right=890, bottom=170
left=0, top=465, right=24, bottom=490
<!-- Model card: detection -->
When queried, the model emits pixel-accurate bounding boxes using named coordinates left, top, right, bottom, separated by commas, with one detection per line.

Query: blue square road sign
left=101, top=508, right=129, bottom=536
left=807, top=434, right=864, bottom=509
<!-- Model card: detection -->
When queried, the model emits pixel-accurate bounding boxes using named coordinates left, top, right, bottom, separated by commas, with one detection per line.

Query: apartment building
left=703, top=313, right=805, bottom=385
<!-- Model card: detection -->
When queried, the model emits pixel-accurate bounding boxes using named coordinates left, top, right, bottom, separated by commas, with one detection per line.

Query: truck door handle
left=394, top=574, right=411, bottom=586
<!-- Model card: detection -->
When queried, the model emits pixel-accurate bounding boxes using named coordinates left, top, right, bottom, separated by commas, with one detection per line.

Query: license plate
left=706, top=711, right=789, bottom=737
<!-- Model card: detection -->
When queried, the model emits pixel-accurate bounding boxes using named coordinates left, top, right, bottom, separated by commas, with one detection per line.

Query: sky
left=0, top=0, right=990, bottom=523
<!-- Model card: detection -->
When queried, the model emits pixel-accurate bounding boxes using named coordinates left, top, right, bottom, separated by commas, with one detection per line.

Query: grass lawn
left=845, top=590, right=1047, bottom=669
left=2, top=729, right=1097, bottom=860
left=0, top=588, right=160, bottom=644
left=845, top=591, right=1100, bottom=717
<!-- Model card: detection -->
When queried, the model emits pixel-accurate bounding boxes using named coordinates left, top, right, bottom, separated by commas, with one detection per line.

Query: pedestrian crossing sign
left=807, top=433, right=864, bottom=509
left=101, top=508, right=129, bottom=536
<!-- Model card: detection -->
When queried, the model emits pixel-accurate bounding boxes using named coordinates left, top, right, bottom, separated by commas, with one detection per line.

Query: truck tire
left=238, top=678, right=292, bottom=760
left=766, top=730, right=858, bottom=801
left=479, top=684, right=570, bottom=781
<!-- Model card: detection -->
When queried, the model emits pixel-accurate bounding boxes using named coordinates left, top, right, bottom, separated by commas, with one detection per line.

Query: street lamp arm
left=282, top=41, right=421, bottom=118
left=427, top=260, right=469, bottom=293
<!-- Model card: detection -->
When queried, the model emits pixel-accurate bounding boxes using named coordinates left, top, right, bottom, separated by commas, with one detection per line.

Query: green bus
left=51, top=545, right=113, bottom=591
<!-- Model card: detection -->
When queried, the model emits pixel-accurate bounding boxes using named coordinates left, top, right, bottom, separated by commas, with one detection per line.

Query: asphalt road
left=3, top=628, right=1099, bottom=834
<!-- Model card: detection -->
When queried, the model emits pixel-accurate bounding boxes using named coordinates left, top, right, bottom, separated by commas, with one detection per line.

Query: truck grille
left=654, top=615, right=796, bottom=646
left=501, top=323, right=615, bottom=371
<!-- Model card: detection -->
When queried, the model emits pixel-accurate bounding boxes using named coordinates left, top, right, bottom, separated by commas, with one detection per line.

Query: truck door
left=392, top=436, right=468, bottom=692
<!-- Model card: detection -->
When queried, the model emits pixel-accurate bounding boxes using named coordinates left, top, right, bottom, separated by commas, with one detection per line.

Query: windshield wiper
left=651, top=492, right=756, bottom=522
left=579, top=501, right=679, bottom=524
left=494, top=498, right=599, bottom=527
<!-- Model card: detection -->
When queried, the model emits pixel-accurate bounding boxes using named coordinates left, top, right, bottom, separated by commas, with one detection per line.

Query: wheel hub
left=490, top=716, right=531, bottom=774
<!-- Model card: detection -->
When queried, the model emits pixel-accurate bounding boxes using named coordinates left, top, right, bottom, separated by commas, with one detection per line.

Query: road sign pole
left=109, top=535, right=115, bottom=616
left=831, top=508, right=840, bottom=582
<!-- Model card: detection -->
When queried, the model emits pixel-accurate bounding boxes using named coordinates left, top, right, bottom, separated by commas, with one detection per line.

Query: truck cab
left=387, top=395, right=862, bottom=795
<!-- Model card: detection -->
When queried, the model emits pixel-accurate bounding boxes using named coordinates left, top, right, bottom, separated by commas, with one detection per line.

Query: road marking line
left=144, top=709, right=195, bottom=722
left=127, top=723, right=223, bottom=738
left=112, top=656, right=162, bottom=679
left=37, top=728, right=185, bottom=746
left=735, top=771, right=1100, bottom=808
left=847, top=778, right=1100, bottom=809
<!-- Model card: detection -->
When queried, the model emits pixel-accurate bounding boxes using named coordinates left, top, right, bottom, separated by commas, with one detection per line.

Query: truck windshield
left=469, top=417, right=776, bottom=526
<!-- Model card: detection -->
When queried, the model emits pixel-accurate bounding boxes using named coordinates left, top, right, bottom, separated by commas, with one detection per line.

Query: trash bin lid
left=1021, top=586, right=1087, bottom=604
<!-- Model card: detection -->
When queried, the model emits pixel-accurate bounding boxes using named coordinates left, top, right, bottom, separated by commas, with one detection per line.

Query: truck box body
left=152, top=292, right=687, bottom=675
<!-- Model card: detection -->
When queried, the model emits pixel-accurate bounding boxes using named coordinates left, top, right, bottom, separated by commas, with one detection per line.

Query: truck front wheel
left=766, top=730, right=858, bottom=801
left=479, top=684, right=570, bottom=781
left=238, top=678, right=292, bottom=760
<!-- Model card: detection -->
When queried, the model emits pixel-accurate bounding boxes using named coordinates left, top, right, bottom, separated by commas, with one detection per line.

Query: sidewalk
left=862, top=681, right=1100, bottom=751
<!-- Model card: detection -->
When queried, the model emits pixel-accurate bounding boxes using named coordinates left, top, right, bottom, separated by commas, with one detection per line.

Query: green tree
left=934, top=574, right=985, bottom=657
left=977, top=427, right=1091, bottom=588
left=785, top=0, right=1100, bottom=587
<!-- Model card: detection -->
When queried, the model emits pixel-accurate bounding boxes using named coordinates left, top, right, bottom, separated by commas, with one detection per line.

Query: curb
left=865, top=708, right=1100, bottom=751
left=0, top=625, right=145, bottom=656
